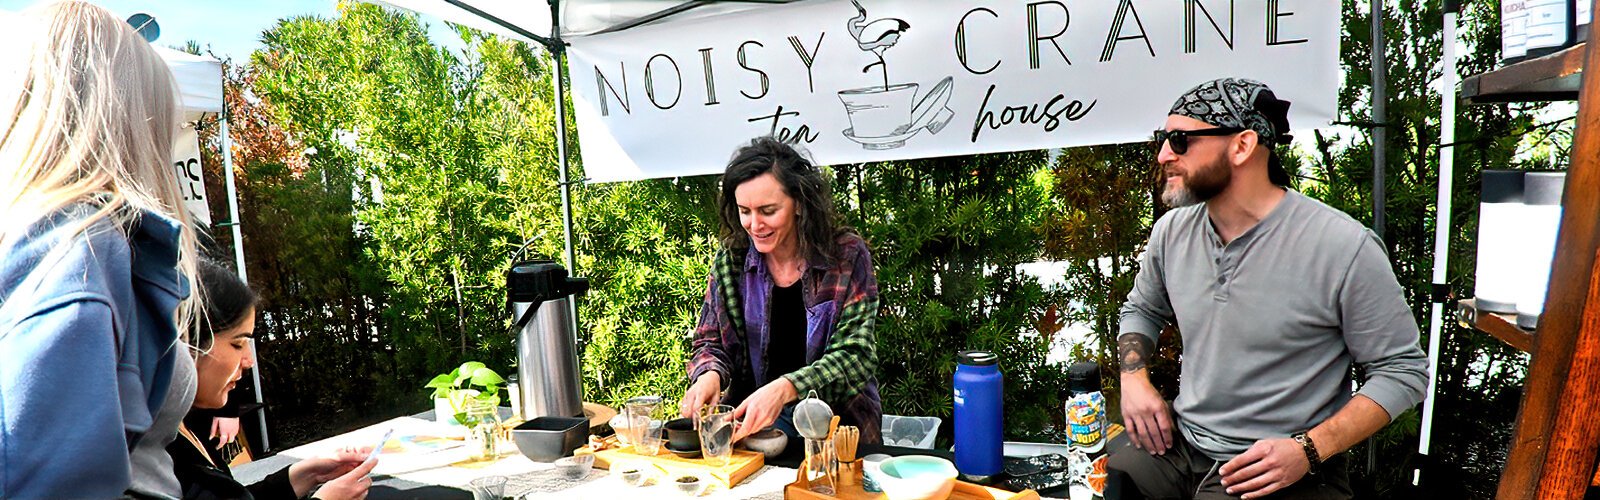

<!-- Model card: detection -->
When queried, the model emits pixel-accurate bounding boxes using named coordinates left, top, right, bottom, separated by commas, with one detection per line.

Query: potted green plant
left=427, top=361, right=507, bottom=459
left=424, top=361, right=506, bottom=427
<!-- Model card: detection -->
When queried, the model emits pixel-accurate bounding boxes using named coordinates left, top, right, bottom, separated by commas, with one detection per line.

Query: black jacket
left=166, top=422, right=298, bottom=500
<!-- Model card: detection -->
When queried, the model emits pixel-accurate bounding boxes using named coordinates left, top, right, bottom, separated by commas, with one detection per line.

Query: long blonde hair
left=0, top=1, right=202, bottom=337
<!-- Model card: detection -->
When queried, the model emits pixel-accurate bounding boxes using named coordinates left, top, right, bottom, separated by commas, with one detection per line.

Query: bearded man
left=1105, top=78, right=1428, bottom=500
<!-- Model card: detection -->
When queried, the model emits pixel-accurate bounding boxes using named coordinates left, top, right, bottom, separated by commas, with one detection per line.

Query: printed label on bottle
left=1524, top=0, right=1571, bottom=50
left=1065, top=392, right=1106, bottom=448
left=1505, top=1, right=1531, bottom=59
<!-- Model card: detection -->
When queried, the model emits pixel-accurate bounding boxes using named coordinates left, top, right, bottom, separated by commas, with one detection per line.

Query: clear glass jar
left=464, top=399, right=500, bottom=460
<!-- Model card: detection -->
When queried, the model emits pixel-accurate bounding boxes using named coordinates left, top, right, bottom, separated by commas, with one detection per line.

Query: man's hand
left=729, top=377, right=798, bottom=442
left=680, top=372, right=723, bottom=419
left=1219, top=438, right=1311, bottom=499
left=1117, top=333, right=1171, bottom=454
left=211, top=417, right=242, bottom=448
left=1119, top=372, right=1173, bottom=454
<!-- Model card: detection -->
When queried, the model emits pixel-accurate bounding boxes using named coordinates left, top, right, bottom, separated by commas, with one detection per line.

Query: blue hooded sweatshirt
left=0, top=204, right=190, bottom=498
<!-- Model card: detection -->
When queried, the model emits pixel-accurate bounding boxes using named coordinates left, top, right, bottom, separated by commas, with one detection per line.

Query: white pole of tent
left=551, top=0, right=580, bottom=340
left=1416, top=1, right=1458, bottom=487
left=221, top=104, right=270, bottom=452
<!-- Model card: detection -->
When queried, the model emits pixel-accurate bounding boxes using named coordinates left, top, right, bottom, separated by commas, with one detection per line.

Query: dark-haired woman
left=166, top=261, right=376, bottom=500
left=680, top=137, right=882, bottom=444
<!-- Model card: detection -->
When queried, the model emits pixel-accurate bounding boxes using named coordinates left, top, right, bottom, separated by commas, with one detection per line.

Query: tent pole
left=220, top=99, right=269, bottom=453
left=550, top=0, right=580, bottom=343
left=1363, top=0, right=1390, bottom=475
left=1416, top=0, right=1459, bottom=487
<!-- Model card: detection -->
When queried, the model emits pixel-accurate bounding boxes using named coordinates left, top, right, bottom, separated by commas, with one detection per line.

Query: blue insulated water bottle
left=953, top=350, right=1003, bottom=477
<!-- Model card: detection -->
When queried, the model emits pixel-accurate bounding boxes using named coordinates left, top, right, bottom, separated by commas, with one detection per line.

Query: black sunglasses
left=1152, top=127, right=1247, bottom=155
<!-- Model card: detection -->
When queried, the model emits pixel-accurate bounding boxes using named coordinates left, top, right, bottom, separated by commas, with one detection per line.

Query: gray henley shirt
left=1119, top=190, right=1429, bottom=461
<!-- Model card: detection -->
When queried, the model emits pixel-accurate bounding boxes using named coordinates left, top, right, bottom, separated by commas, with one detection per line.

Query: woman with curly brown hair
left=679, top=137, right=882, bottom=444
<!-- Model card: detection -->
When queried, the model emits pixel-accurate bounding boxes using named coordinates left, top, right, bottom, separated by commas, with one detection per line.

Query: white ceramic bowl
left=867, top=455, right=958, bottom=500
left=614, top=461, right=654, bottom=487
left=737, top=427, right=788, bottom=459
left=671, top=474, right=708, bottom=496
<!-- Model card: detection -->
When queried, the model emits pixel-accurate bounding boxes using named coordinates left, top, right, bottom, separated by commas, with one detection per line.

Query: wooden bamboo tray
left=785, top=463, right=1040, bottom=500
left=585, top=438, right=765, bottom=490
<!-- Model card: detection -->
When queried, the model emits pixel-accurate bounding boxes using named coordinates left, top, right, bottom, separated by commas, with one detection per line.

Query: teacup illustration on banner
left=837, top=0, right=954, bottom=150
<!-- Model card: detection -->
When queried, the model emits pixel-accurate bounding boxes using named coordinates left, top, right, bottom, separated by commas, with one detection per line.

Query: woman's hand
left=680, top=372, right=723, bottom=419
left=310, top=457, right=377, bottom=500
left=289, top=447, right=371, bottom=497
left=729, top=377, right=797, bottom=442
left=210, top=417, right=241, bottom=448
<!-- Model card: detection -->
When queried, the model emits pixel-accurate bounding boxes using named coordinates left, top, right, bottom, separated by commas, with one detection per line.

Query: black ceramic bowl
left=664, top=418, right=700, bottom=450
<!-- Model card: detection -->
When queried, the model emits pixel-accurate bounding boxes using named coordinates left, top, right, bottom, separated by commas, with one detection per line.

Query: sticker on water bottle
left=1065, top=392, right=1106, bottom=449
left=953, top=388, right=965, bottom=406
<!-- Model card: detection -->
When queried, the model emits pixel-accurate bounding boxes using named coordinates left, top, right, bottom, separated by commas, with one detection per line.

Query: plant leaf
left=424, top=373, right=454, bottom=390
left=456, top=362, right=487, bottom=387
left=470, top=367, right=505, bottom=387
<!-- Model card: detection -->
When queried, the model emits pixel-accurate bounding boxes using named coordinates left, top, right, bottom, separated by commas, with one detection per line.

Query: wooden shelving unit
left=1459, top=6, right=1600, bottom=498
left=1457, top=299, right=1534, bottom=353
left=1462, top=43, right=1587, bottom=104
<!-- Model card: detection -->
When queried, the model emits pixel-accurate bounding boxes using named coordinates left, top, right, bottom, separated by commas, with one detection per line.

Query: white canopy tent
left=155, top=46, right=224, bottom=120
left=370, top=0, right=796, bottom=43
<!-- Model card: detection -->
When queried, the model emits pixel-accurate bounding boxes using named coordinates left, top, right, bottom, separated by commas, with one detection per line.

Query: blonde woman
left=0, top=2, right=204, bottom=498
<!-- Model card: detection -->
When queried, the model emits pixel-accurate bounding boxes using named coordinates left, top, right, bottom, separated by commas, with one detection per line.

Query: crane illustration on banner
left=838, top=0, right=954, bottom=150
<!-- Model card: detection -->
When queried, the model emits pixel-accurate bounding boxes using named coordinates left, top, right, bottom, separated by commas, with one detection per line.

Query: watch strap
left=1291, top=432, right=1321, bottom=475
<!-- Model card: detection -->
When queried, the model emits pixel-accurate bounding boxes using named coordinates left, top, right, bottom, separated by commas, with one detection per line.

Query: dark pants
left=1105, top=431, right=1352, bottom=500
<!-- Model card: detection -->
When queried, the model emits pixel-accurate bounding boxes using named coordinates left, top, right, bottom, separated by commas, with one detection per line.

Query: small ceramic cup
left=554, top=454, right=594, bottom=480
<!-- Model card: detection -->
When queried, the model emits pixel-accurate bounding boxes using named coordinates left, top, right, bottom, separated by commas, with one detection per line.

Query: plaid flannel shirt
left=687, top=234, right=881, bottom=435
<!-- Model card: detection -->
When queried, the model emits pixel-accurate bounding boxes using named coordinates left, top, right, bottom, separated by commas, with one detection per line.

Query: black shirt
left=767, top=280, right=807, bottom=380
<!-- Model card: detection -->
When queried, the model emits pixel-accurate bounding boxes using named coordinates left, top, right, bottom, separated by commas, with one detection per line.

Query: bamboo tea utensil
left=835, top=426, right=858, bottom=462
left=834, top=425, right=860, bottom=486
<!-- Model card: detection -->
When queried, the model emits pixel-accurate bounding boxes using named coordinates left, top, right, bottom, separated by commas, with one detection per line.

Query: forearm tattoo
left=1119, top=333, right=1154, bottom=373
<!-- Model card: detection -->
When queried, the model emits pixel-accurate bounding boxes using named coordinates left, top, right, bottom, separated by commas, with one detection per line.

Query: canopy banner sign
left=173, top=125, right=211, bottom=226
left=567, top=0, right=1338, bottom=183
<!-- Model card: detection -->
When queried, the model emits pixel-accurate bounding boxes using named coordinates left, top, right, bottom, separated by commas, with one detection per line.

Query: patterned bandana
left=1169, top=77, right=1295, bottom=185
left=1169, top=78, right=1293, bottom=145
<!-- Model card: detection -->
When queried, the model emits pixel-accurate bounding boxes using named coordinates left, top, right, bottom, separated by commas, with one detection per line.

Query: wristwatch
left=1291, top=432, right=1321, bottom=475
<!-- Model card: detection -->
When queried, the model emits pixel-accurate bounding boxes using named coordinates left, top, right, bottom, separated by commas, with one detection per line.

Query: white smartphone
left=365, top=429, right=395, bottom=462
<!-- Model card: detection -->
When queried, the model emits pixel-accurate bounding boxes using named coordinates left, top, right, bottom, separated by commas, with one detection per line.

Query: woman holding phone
left=166, top=260, right=376, bottom=500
